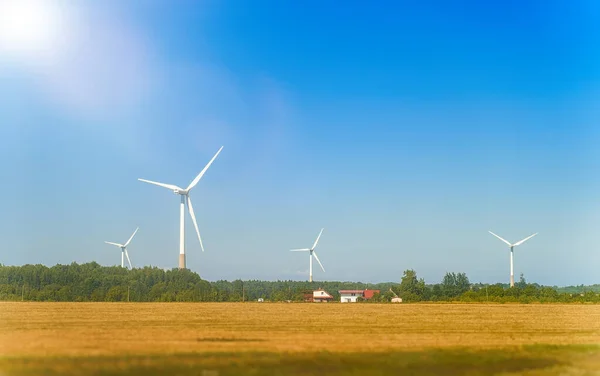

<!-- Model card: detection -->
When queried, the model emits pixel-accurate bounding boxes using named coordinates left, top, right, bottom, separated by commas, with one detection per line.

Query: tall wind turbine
left=138, top=146, right=223, bottom=270
left=105, top=227, right=139, bottom=269
left=291, top=228, right=325, bottom=282
left=488, top=231, right=538, bottom=288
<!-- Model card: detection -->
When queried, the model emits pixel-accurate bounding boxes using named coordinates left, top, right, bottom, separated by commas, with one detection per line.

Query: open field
left=1, top=302, right=600, bottom=375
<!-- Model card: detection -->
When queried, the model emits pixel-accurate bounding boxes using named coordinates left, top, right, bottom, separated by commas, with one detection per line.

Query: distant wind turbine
left=105, top=227, right=139, bottom=269
left=138, top=146, right=223, bottom=270
left=488, top=231, right=538, bottom=288
left=291, top=228, right=325, bottom=283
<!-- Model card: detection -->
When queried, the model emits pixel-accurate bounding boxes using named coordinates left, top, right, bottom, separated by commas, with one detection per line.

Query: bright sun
left=0, top=0, right=64, bottom=60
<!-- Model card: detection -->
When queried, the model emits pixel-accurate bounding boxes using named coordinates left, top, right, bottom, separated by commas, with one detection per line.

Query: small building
left=302, top=290, right=314, bottom=302
left=313, top=288, right=334, bottom=303
left=304, top=288, right=334, bottom=302
left=257, top=298, right=264, bottom=302
left=338, top=289, right=380, bottom=303
left=388, top=288, right=402, bottom=303
left=303, top=292, right=312, bottom=302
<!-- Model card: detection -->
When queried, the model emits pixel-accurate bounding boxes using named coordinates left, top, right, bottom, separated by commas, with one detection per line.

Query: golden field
left=1, top=302, right=600, bottom=375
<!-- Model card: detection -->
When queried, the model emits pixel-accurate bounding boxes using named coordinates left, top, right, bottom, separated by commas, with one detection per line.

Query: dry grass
left=1, top=302, right=600, bottom=375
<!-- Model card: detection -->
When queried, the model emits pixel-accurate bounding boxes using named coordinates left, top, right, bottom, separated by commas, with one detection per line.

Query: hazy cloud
left=0, top=2, right=158, bottom=122
left=40, top=5, right=157, bottom=120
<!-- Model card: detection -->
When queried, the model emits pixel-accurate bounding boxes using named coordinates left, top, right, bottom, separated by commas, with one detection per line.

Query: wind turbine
left=105, top=227, right=139, bottom=269
left=291, top=228, right=325, bottom=282
left=488, top=231, right=538, bottom=288
left=138, top=146, right=223, bottom=270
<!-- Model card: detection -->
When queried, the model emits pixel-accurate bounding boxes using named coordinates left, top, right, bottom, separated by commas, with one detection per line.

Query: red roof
left=339, top=290, right=364, bottom=294
left=364, top=289, right=380, bottom=299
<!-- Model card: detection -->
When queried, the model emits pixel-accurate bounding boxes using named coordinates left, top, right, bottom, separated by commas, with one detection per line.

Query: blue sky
left=1, top=1, right=599, bottom=286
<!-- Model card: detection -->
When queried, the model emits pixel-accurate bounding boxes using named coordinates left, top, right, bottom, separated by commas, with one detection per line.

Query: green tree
left=441, top=272, right=457, bottom=298
left=399, top=269, right=426, bottom=301
left=516, top=273, right=527, bottom=289
left=105, top=286, right=125, bottom=301
left=455, top=273, right=470, bottom=295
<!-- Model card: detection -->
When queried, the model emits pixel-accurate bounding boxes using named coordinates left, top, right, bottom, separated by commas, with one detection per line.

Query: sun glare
left=0, top=0, right=64, bottom=60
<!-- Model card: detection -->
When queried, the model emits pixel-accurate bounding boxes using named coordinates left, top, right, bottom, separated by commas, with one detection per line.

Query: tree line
left=0, top=263, right=598, bottom=303
left=390, top=269, right=600, bottom=304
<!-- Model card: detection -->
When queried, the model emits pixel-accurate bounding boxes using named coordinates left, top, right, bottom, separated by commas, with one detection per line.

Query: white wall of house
left=340, top=292, right=363, bottom=303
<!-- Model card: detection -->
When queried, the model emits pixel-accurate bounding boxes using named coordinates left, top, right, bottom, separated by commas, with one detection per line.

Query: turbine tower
left=105, top=227, right=139, bottom=269
left=488, top=231, right=537, bottom=288
left=290, top=228, right=325, bottom=282
left=138, top=146, right=223, bottom=270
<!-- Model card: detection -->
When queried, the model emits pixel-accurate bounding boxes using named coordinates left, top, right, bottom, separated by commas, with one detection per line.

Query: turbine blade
left=104, top=241, right=122, bottom=247
left=186, top=146, right=224, bottom=191
left=187, top=196, right=205, bottom=252
left=311, top=228, right=324, bottom=250
left=313, top=251, right=325, bottom=272
left=513, top=233, right=538, bottom=247
left=488, top=231, right=512, bottom=246
left=290, top=248, right=311, bottom=252
left=124, top=227, right=139, bottom=247
left=125, top=249, right=132, bottom=269
left=138, top=179, right=181, bottom=191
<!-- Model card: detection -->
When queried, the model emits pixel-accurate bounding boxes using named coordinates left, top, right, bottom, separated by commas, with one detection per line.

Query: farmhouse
left=304, top=288, right=334, bottom=302
left=313, top=288, right=334, bottom=302
left=338, top=289, right=380, bottom=303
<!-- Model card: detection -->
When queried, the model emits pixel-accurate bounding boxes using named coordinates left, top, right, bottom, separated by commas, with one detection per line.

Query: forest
left=0, top=262, right=599, bottom=303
